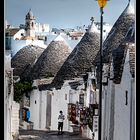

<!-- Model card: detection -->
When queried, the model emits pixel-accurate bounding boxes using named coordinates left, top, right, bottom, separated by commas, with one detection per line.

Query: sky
left=5, top=0, right=135, bottom=29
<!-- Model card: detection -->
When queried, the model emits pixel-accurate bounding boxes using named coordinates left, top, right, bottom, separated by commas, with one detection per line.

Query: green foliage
left=14, top=80, right=33, bottom=103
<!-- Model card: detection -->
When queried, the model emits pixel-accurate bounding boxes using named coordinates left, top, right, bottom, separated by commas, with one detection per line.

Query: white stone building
left=45, top=18, right=100, bottom=139
left=99, top=2, right=135, bottom=140
left=28, top=78, right=85, bottom=132
left=4, top=51, right=20, bottom=140
left=27, top=70, right=100, bottom=140
left=101, top=43, right=135, bottom=140
left=18, top=35, right=72, bottom=130
left=5, top=9, right=47, bottom=57
left=35, top=23, right=50, bottom=34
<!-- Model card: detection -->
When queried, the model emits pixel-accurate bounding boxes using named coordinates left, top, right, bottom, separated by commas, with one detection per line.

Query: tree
left=14, top=80, right=33, bottom=103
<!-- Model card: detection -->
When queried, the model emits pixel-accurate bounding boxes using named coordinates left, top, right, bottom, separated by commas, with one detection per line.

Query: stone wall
left=11, top=101, right=20, bottom=140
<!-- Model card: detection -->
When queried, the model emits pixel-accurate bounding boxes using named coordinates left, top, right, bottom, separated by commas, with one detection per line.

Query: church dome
left=26, top=9, right=35, bottom=19
left=29, top=35, right=72, bottom=80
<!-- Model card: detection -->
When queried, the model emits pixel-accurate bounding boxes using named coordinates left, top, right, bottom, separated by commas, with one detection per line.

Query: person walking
left=58, top=110, right=65, bottom=135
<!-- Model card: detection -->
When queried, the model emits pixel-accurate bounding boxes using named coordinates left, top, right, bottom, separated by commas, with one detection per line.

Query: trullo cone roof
left=51, top=19, right=100, bottom=89
left=29, top=35, right=72, bottom=80
left=102, top=2, right=135, bottom=63
left=11, top=45, right=44, bottom=80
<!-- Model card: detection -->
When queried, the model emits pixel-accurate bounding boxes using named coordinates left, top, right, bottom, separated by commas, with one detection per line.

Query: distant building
left=5, top=9, right=47, bottom=57
left=25, top=9, right=36, bottom=38
left=68, top=31, right=84, bottom=40
left=19, top=24, right=25, bottom=29
left=35, top=23, right=50, bottom=34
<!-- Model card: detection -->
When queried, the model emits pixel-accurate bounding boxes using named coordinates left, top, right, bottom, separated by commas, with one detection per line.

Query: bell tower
left=25, top=9, right=36, bottom=37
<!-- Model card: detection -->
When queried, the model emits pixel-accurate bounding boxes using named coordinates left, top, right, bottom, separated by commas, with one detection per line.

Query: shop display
left=68, top=103, right=76, bottom=124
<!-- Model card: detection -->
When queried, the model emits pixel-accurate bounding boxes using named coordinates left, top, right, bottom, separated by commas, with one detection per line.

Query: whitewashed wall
left=29, top=85, right=71, bottom=131
left=5, top=54, right=12, bottom=140
left=11, top=101, right=20, bottom=140
left=130, top=78, right=135, bottom=140
left=5, top=53, right=20, bottom=140
left=102, top=49, right=135, bottom=140
left=113, top=49, right=132, bottom=140
left=50, top=80, right=83, bottom=132
left=4, top=75, right=12, bottom=140
left=30, top=89, right=40, bottom=129
left=102, top=80, right=115, bottom=140
left=40, top=90, right=47, bottom=129
left=35, top=23, right=50, bottom=33
left=29, top=89, right=47, bottom=130
left=13, top=29, right=25, bottom=40
left=50, top=85, right=71, bottom=131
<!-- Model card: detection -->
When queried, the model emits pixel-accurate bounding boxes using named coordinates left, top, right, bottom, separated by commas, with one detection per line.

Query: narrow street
left=18, top=130, right=92, bottom=140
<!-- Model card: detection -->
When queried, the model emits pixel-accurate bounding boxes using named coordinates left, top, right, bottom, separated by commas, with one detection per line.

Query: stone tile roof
left=11, top=45, right=44, bottom=80
left=103, top=4, right=135, bottom=61
left=112, top=43, right=135, bottom=84
left=68, top=80, right=83, bottom=90
left=29, top=35, right=72, bottom=80
left=38, top=84, right=53, bottom=91
left=93, top=2, right=135, bottom=86
left=37, top=78, right=54, bottom=91
left=51, top=23, right=100, bottom=89
left=112, top=44, right=127, bottom=84
left=100, top=3, right=134, bottom=63
left=112, top=24, right=135, bottom=84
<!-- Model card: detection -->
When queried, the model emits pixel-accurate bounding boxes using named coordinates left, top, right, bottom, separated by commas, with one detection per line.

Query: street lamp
left=96, top=0, right=108, bottom=140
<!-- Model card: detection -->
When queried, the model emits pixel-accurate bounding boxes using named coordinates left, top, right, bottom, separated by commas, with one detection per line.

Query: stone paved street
left=18, top=130, right=92, bottom=140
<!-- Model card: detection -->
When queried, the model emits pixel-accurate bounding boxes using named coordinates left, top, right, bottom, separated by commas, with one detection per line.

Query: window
left=79, top=94, right=84, bottom=104
left=125, top=90, right=128, bottom=105
left=32, top=22, right=34, bottom=27
left=65, top=94, right=67, bottom=100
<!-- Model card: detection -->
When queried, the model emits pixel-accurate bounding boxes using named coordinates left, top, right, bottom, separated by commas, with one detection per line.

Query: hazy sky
left=5, top=0, right=135, bottom=28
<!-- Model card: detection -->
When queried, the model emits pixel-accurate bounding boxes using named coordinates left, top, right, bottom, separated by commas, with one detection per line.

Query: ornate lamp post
left=96, top=0, right=108, bottom=140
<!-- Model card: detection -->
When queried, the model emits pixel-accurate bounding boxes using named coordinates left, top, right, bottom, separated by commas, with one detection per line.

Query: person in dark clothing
left=58, top=110, right=65, bottom=135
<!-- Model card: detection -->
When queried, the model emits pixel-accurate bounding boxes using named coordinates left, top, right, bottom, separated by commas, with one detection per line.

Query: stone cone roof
left=102, top=2, right=135, bottom=63
left=29, top=35, right=72, bottom=80
left=112, top=23, right=135, bottom=84
left=51, top=21, right=100, bottom=89
left=93, top=2, right=135, bottom=87
left=11, top=45, right=45, bottom=80
left=93, top=2, right=135, bottom=65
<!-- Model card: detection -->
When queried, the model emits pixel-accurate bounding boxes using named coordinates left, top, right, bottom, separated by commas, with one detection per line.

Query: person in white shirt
left=58, top=110, right=65, bottom=135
